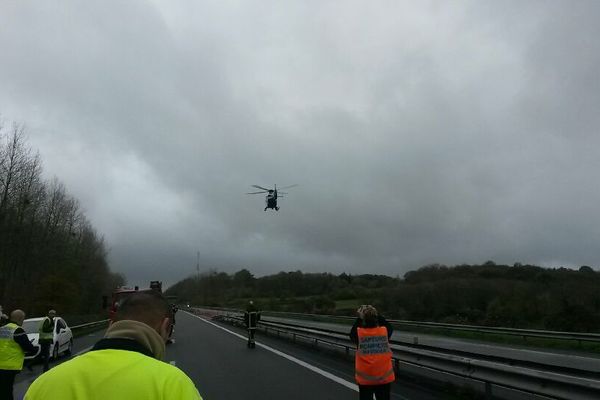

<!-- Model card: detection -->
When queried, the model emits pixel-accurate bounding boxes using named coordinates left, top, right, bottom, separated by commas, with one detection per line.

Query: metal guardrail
left=198, top=308, right=600, bottom=400
left=23, top=319, right=108, bottom=360
left=230, top=308, right=600, bottom=345
left=386, top=320, right=600, bottom=344
left=70, top=319, right=109, bottom=331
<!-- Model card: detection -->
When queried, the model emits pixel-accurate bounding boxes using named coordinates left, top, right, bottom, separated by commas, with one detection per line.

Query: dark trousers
left=40, top=340, right=52, bottom=372
left=247, top=328, right=256, bottom=341
left=0, top=369, right=18, bottom=400
left=359, top=383, right=391, bottom=400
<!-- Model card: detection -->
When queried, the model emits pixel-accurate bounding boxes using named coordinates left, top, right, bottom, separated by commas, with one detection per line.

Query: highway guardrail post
left=485, top=382, right=492, bottom=399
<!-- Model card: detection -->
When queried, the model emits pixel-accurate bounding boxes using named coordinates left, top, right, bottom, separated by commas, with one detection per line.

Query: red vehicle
left=109, top=281, right=176, bottom=343
left=109, top=281, right=163, bottom=321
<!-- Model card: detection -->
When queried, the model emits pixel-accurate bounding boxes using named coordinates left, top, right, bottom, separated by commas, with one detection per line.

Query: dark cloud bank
left=1, top=1, right=599, bottom=286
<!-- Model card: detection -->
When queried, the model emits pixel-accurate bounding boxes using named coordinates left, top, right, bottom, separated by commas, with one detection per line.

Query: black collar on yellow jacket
left=91, top=338, right=154, bottom=358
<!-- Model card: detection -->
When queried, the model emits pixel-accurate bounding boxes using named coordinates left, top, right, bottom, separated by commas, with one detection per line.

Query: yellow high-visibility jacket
left=0, top=323, right=25, bottom=370
left=25, top=340, right=202, bottom=400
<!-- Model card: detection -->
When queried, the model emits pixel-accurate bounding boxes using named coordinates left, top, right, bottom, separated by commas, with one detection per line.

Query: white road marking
left=74, top=346, right=94, bottom=356
left=185, top=311, right=359, bottom=392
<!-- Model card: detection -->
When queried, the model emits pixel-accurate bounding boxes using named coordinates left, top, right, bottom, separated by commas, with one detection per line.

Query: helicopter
left=246, top=184, right=297, bottom=211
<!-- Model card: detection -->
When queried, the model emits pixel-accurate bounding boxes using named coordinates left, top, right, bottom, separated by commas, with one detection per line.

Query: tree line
left=0, top=121, right=124, bottom=317
left=166, top=262, right=600, bottom=332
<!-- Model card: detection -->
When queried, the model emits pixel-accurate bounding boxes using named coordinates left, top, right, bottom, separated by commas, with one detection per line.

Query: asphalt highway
left=165, top=311, right=444, bottom=399
left=13, top=311, right=446, bottom=399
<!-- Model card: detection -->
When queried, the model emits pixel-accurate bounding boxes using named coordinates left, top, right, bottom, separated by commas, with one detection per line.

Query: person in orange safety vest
left=349, top=305, right=395, bottom=400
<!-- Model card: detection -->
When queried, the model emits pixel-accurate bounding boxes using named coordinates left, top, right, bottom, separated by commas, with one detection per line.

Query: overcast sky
left=2, top=1, right=599, bottom=286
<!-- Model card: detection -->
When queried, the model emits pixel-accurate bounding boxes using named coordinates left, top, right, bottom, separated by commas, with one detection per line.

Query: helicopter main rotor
left=250, top=185, right=271, bottom=192
left=246, top=184, right=297, bottom=195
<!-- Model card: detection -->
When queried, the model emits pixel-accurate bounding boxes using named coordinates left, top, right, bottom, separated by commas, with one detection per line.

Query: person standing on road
left=0, top=310, right=40, bottom=400
left=38, top=309, right=56, bottom=372
left=167, top=304, right=178, bottom=344
left=0, top=305, right=8, bottom=326
left=350, top=305, right=395, bottom=400
left=25, top=291, right=203, bottom=400
left=244, top=300, right=260, bottom=348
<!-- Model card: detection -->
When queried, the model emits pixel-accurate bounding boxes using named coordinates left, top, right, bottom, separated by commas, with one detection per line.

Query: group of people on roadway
left=0, top=308, right=59, bottom=399
left=2, top=295, right=394, bottom=400
left=243, top=301, right=394, bottom=399
left=1, top=296, right=202, bottom=400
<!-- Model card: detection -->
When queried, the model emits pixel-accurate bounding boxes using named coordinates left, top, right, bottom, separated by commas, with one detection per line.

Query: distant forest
left=166, top=262, right=600, bottom=332
left=0, top=122, right=124, bottom=316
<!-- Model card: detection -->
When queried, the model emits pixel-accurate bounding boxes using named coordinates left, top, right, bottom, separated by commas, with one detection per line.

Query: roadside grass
left=264, top=308, right=600, bottom=354
left=334, top=299, right=361, bottom=312
left=396, top=324, right=600, bottom=354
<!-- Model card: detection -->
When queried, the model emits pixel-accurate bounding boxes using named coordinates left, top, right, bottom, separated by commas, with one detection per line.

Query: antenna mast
left=196, top=251, right=200, bottom=280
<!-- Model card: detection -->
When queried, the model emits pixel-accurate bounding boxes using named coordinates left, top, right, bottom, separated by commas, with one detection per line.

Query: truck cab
left=109, top=281, right=164, bottom=321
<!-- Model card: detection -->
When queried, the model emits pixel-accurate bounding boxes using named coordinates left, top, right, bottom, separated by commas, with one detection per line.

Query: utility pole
left=196, top=251, right=200, bottom=280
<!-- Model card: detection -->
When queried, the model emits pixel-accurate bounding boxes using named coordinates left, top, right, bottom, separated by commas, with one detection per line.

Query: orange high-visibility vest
left=355, top=326, right=395, bottom=386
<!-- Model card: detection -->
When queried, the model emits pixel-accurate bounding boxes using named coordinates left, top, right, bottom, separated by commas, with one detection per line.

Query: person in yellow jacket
left=25, top=291, right=202, bottom=400
left=38, top=309, right=56, bottom=372
left=0, top=310, right=40, bottom=400
left=349, top=305, right=395, bottom=400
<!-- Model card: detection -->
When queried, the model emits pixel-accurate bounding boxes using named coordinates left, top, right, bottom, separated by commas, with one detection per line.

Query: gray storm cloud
left=1, top=1, right=599, bottom=285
